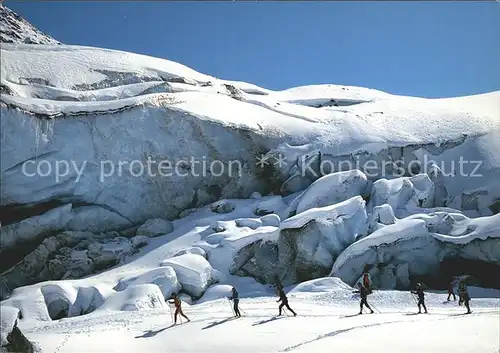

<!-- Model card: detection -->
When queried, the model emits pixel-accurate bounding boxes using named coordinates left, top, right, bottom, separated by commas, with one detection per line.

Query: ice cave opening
left=414, top=258, right=500, bottom=290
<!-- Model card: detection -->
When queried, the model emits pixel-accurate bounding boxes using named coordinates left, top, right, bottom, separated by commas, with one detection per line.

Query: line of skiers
left=357, top=269, right=472, bottom=315
left=166, top=272, right=472, bottom=324
left=166, top=285, right=297, bottom=324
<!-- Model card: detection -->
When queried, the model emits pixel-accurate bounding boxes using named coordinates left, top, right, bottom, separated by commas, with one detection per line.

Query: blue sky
left=6, top=1, right=500, bottom=98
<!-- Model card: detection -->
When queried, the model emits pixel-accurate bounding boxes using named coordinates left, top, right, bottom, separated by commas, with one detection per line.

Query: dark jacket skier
left=354, top=284, right=374, bottom=314
left=459, top=283, right=471, bottom=314
left=277, top=288, right=297, bottom=316
left=411, top=283, right=428, bottom=314
left=228, top=286, right=241, bottom=317
left=168, top=293, right=190, bottom=324
left=447, top=280, right=456, bottom=301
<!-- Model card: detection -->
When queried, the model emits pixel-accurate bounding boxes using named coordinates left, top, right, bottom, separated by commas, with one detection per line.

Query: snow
left=330, top=212, right=500, bottom=288
left=2, top=42, right=499, bottom=235
left=160, top=254, right=217, bottom=298
left=288, top=277, right=353, bottom=294
left=292, top=170, right=368, bottom=214
left=197, top=284, right=234, bottom=304
left=1, top=17, right=500, bottom=352
left=116, top=267, right=181, bottom=299
left=97, top=284, right=166, bottom=312
left=14, top=289, right=500, bottom=353
left=0, top=5, right=60, bottom=45
left=136, top=218, right=174, bottom=238
left=68, top=285, right=115, bottom=317
left=281, top=196, right=367, bottom=231
left=0, top=305, right=19, bottom=346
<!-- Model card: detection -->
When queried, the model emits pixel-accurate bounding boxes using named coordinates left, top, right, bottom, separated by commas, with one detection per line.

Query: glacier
left=1, top=4, right=500, bottom=352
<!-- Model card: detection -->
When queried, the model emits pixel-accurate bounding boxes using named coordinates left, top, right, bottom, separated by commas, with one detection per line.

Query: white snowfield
left=2, top=38, right=500, bottom=353
left=9, top=282, right=500, bottom=353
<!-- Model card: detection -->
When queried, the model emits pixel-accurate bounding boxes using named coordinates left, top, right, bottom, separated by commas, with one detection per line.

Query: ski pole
left=168, top=303, right=174, bottom=323
left=228, top=298, right=235, bottom=316
left=411, top=293, right=418, bottom=305
left=370, top=303, right=382, bottom=314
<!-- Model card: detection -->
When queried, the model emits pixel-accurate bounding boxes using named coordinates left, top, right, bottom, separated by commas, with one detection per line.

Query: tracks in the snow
left=281, top=310, right=500, bottom=351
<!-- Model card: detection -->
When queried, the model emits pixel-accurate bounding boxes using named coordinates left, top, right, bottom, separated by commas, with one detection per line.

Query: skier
left=277, top=287, right=297, bottom=316
left=447, top=280, right=456, bottom=301
left=458, top=281, right=466, bottom=306
left=228, top=286, right=241, bottom=317
left=458, top=282, right=472, bottom=314
left=168, top=293, right=190, bottom=324
left=411, top=283, right=428, bottom=314
left=354, top=283, right=374, bottom=314
left=355, top=265, right=372, bottom=294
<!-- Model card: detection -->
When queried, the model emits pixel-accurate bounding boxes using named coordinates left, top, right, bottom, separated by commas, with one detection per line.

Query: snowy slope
left=14, top=288, right=500, bottom=353
left=0, top=5, right=60, bottom=45
left=1, top=13, right=500, bottom=352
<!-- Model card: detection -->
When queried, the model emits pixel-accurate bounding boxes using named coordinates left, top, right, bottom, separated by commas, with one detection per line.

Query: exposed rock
left=0, top=204, right=73, bottom=252
left=1, top=4, right=60, bottom=45
left=0, top=231, right=141, bottom=297
left=251, top=192, right=262, bottom=199
left=1, top=305, right=19, bottom=346
left=61, top=250, right=93, bottom=279
left=136, top=218, right=173, bottom=237
left=210, top=200, right=235, bottom=214
left=5, top=320, right=34, bottom=353
left=131, top=235, right=149, bottom=248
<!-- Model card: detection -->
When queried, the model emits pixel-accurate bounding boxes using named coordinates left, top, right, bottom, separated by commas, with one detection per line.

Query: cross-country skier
left=447, top=280, right=456, bottom=301
left=355, top=265, right=373, bottom=294
left=411, top=283, right=428, bottom=314
left=458, top=281, right=466, bottom=306
left=354, top=283, right=374, bottom=314
left=168, top=293, right=190, bottom=324
left=228, top=286, right=241, bottom=317
left=277, top=287, right=297, bottom=316
left=458, top=282, right=472, bottom=314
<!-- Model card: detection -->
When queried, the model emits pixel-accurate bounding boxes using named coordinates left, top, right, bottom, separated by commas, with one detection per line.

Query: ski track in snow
left=22, top=295, right=500, bottom=353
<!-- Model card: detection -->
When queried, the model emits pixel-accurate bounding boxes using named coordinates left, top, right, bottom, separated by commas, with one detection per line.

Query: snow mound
left=368, top=173, right=436, bottom=213
left=172, top=246, right=207, bottom=259
left=331, top=212, right=500, bottom=289
left=40, top=283, right=77, bottom=320
left=197, top=284, right=234, bottom=304
left=115, top=267, right=181, bottom=299
left=291, top=170, right=369, bottom=214
left=289, top=277, right=353, bottom=294
left=260, top=214, right=281, bottom=227
left=160, top=254, right=217, bottom=298
left=68, top=284, right=115, bottom=317
left=98, top=284, right=166, bottom=312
